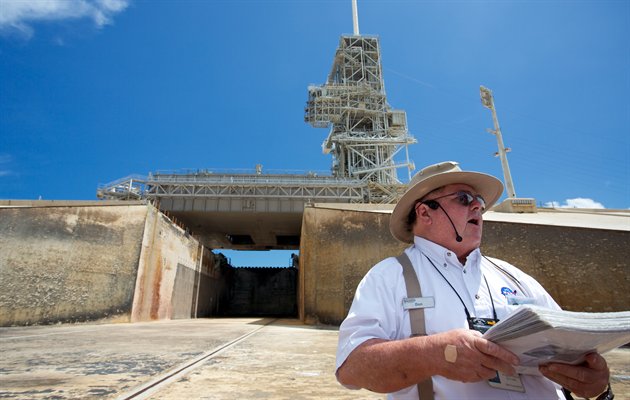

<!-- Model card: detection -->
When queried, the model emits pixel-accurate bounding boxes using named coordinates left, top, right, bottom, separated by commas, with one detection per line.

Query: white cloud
left=543, top=198, right=606, bottom=209
left=0, top=0, right=130, bottom=39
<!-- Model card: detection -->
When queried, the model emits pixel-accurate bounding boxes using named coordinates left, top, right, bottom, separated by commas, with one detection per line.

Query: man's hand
left=539, top=352, right=610, bottom=399
left=431, top=329, right=520, bottom=382
left=337, top=328, right=521, bottom=393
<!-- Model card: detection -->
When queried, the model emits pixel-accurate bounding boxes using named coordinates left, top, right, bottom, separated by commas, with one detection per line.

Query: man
left=336, top=161, right=612, bottom=400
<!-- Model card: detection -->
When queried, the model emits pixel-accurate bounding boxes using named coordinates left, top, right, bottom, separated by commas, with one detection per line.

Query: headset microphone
left=422, top=200, right=463, bottom=242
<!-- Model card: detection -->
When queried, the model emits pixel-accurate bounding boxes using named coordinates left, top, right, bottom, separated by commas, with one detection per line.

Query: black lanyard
left=423, top=254, right=499, bottom=332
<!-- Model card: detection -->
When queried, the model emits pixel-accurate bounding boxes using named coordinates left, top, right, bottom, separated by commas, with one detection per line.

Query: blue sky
left=1, top=1, right=628, bottom=265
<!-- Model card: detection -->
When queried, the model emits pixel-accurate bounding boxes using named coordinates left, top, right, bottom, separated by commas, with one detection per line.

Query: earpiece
left=422, top=200, right=463, bottom=242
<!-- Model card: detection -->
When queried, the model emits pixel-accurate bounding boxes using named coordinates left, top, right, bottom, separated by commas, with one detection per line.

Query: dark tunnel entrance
left=189, top=250, right=299, bottom=319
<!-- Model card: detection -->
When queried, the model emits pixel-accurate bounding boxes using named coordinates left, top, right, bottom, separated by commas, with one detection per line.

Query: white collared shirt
left=336, top=236, right=565, bottom=400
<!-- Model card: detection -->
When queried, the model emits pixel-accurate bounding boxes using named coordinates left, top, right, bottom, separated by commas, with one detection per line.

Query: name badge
left=403, top=297, right=435, bottom=310
left=507, top=296, right=535, bottom=305
left=488, top=371, right=525, bottom=392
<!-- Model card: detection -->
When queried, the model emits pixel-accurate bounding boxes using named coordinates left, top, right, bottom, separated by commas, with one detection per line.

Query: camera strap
left=423, top=253, right=498, bottom=328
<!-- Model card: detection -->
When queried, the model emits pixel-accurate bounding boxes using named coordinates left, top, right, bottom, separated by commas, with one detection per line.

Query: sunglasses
left=423, top=191, right=486, bottom=210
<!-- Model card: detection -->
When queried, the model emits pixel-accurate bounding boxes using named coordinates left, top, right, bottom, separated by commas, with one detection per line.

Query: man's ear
left=411, top=203, right=432, bottom=237
left=415, top=202, right=433, bottom=225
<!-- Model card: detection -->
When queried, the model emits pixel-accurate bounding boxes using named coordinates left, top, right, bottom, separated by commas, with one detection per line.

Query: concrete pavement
left=0, top=319, right=628, bottom=399
left=0, top=318, right=382, bottom=399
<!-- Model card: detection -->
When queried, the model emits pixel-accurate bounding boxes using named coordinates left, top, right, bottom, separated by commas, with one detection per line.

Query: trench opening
left=190, top=250, right=299, bottom=319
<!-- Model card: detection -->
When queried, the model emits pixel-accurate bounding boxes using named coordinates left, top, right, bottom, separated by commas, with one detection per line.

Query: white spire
left=352, top=0, right=360, bottom=35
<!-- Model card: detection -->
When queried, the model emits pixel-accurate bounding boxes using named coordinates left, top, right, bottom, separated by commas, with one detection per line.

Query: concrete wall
left=194, top=249, right=232, bottom=318
left=130, top=205, right=202, bottom=321
left=0, top=202, right=231, bottom=326
left=299, top=206, right=406, bottom=325
left=3, top=201, right=626, bottom=327
left=299, top=205, right=630, bottom=326
left=170, top=248, right=231, bottom=319
left=0, top=203, right=148, bottom=326
left=482, top=222, right=629, bottom=312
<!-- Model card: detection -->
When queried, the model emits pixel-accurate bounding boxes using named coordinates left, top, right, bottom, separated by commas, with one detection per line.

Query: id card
left=487, top=371, right=525, bottom=392
left=402, top=296, right=434, bottom=310
left=507, top=296, right=536, bottom=305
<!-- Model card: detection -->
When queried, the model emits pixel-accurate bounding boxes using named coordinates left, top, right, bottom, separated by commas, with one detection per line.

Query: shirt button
left=463, top=269, right=467, bottom=274
left=446, top=252, right=452, bottom=257
left=475, top=294, right=480, bottom=299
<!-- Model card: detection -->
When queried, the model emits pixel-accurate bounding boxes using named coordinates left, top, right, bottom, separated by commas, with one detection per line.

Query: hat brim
left=389, top=171, right=504, bottom=243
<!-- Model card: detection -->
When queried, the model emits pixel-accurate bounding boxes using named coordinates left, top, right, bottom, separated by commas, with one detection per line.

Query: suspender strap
left=396, top=252, right=435, bottom=400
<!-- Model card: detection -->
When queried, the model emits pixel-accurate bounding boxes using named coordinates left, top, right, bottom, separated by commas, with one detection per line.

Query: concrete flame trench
left=1, top=199, right=628, bottom=329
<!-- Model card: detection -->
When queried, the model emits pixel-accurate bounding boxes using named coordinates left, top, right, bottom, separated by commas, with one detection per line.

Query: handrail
left=97, top=174, right=147, bottom=189
left=147, top=175, right=363, bottom=186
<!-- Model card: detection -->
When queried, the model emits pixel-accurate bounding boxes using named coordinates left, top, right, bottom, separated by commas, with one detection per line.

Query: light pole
left=480, top=86, right=517, bottom=198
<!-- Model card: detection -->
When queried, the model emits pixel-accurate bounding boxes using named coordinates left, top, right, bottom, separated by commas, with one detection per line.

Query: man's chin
left=461, top=237, right=482, bottom=251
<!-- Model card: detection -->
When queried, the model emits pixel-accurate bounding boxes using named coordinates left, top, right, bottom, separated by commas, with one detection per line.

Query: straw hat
left=390, top=161, right=504, bottom=243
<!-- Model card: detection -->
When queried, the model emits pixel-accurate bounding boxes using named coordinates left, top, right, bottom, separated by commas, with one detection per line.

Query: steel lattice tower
left=305, top=35, right=416, bottom=191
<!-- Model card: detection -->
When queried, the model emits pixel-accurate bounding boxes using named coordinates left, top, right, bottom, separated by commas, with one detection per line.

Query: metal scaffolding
left=305, top=35, right=416, bottom=197
left=98, top=17, right=418, bottom=205
left=97, top=170, right=366, bottom=203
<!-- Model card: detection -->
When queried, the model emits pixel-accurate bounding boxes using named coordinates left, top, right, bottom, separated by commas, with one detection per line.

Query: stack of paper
left=483, top=305, right=630, bottom=375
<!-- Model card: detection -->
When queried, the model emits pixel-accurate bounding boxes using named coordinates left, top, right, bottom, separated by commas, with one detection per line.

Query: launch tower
left=304, top=4, right=416, bottom=203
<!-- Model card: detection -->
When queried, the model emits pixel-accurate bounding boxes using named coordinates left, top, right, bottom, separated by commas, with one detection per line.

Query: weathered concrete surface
left=0, top=319, right=266, bottom=399
left=185, top=247, right=231, bottom=319
left=482, top=221, right=630, bottom=312
left=2, top=199, right=627, bottom=330
left=0, top=319, right=627, bottom=399
left=299, top=205, right=405, bottom=325
left=130, top=205, right=203, bottom=322
left=0, top=201, right=232, bottom=326
left=0, top=203, right=149, bottom=326
left=299, top=204, right=630, bottom=325
left=146, top=320, right=382, bottom=400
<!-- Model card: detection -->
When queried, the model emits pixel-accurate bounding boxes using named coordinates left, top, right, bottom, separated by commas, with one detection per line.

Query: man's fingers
left=539, top=354, right=610, bottom=399
left=479, top=353, right=517, bottom=376
left=539, top=365, right=575, bottom=387
left=584, top=353, right=608, bottom=371
left=474, top=337, right=520, bottom=366
left=542, top=354, right=608, bottom=382
left=473, top=338, right=519, bottom=376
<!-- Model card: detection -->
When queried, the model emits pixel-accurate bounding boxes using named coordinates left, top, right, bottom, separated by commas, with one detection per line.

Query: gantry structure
left=97, top=4, right=418, bottom=249
left=96, top=169, right=367, bottom=249
left=98, top=35, right=416, bottom=206
left=305, top=34, right=416, bottom=202
left=97, top=169, right=364, bottom=203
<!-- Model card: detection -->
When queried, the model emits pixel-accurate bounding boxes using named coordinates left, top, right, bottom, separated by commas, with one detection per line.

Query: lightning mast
left=352, top=0, right=360, bottom=35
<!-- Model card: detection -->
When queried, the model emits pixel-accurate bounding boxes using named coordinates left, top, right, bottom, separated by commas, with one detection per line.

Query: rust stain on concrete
left=150, top=248, right=163, bottom=320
